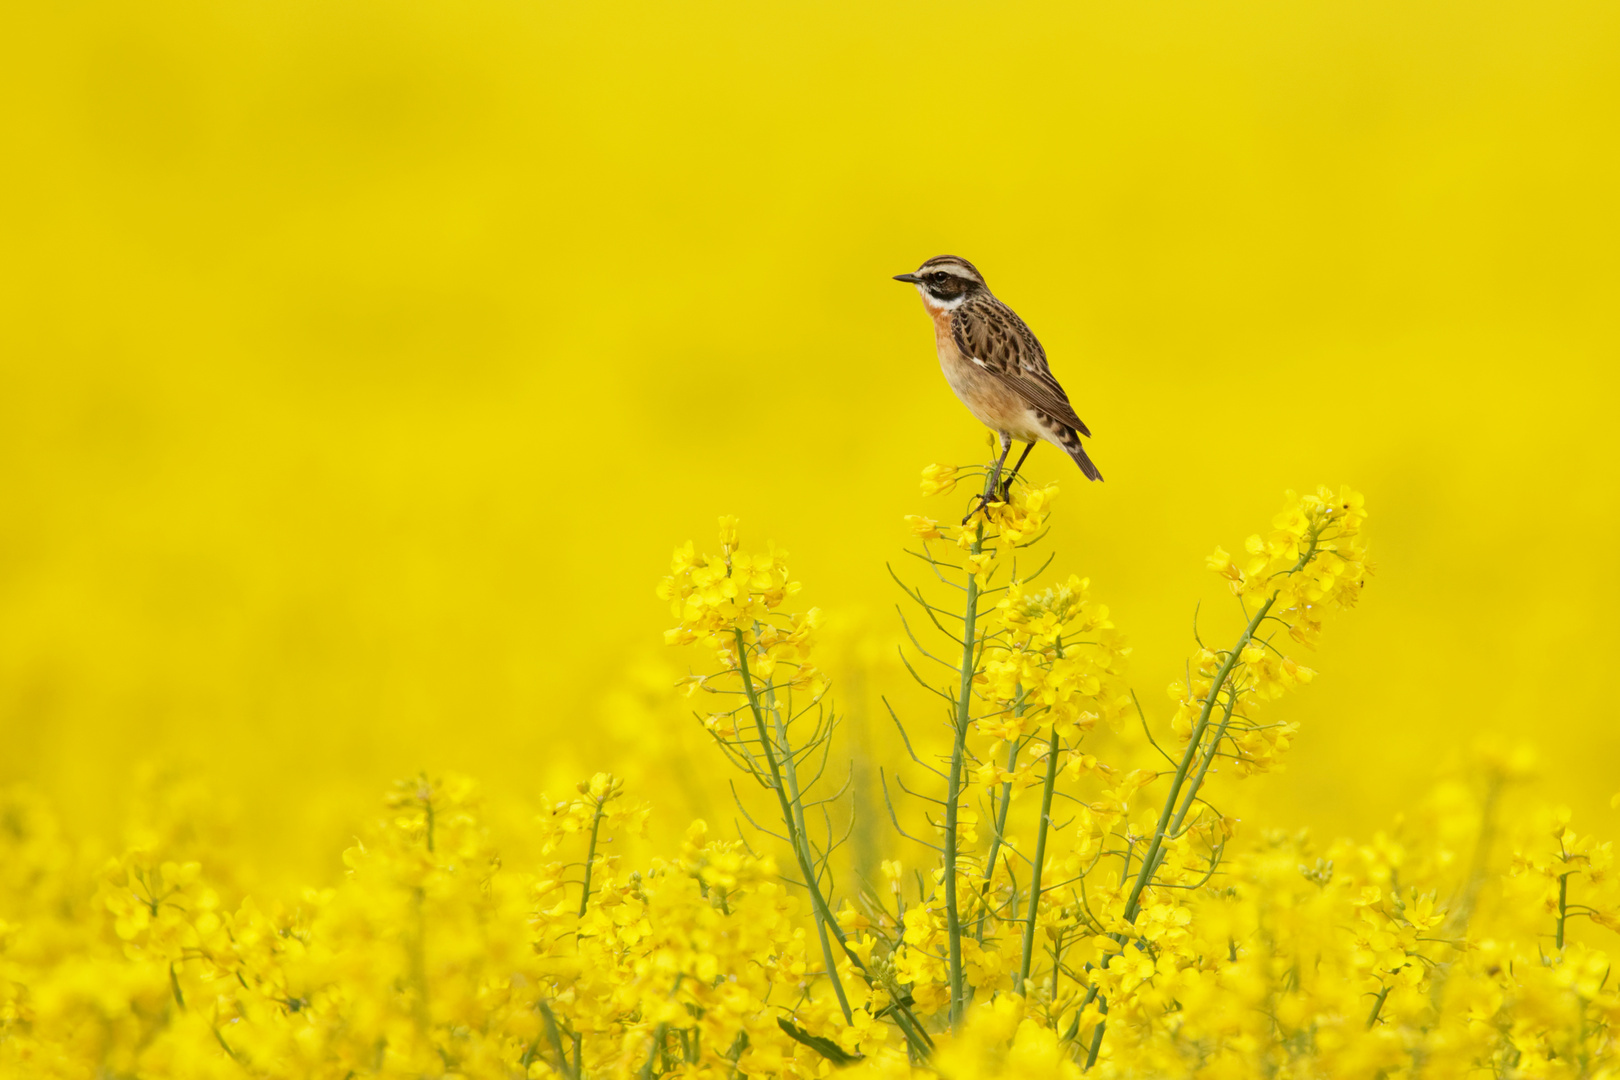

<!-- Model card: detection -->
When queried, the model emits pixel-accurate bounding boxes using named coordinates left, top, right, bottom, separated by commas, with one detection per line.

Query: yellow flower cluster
left=982, top=575, right=1133, bottom=744
left=2, top=471, right=1614, bottom=1079
left=659, top=516, right=827, bottom=704
left=4, top=772, right=1614, bottom=1077
left=1178, top=485, right=1370, bottom=773
left=0, top=773, right=867, bottom=1078
left=657, top=516, right=936, bottom=1060
left=1081, top=799, right=1620, bottom=1078
left=906, top=465, right=1058, bottom=576
left=872, top=566, right=1136, bottom=1026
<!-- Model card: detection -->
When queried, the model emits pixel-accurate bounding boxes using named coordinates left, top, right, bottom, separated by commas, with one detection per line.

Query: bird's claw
left=961, top=492, right=999, bottom=525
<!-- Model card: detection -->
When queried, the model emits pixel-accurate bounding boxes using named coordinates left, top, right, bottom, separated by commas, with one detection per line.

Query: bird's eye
left=930, top=272, right=948, bottom=283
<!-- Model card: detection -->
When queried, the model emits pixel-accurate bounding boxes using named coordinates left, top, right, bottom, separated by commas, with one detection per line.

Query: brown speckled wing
left=952, top=299, right=1091, bottom=438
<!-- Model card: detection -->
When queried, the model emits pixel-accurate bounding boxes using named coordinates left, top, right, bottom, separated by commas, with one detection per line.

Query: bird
left=893, top=255, right=1101, bottom=518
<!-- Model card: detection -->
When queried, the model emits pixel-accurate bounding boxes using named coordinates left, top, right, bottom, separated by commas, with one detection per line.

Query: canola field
left=1, top=2, right=1617, bottom=1076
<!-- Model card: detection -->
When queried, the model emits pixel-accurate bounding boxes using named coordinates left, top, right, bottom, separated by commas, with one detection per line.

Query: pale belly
left=936, top=342, right=1048, bottom=444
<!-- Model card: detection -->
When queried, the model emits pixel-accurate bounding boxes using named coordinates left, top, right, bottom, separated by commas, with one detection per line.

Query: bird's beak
left=892, top=273, right=922, bottom=284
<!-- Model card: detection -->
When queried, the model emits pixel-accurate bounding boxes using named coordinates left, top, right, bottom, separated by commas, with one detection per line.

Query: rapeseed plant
left=1, top=465, right=1615, bottom=1078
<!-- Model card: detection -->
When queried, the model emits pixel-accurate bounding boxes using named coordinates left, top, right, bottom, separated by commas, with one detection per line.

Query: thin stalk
left=767, top=686, right=857, bottom=1025
left=578, top=798, right=608, bottom=918
left=976, top=733, right=1022, bottom=942
left=1020, top=728, right=1061, bottom=989
left=1557, top=872, right=1569, bottom=951
left=1082, top=594, right=1277, bottom=1070
left=539, top=1001, right=580, bottom=1080
left=1082, top=995, right=1109, bottom=1065
left=1409, top=777, right=1510, bottom=1080
left=735, top=631, right=935, bottom=1059
left=944, top=472, right=996, bottom=1029
left=1163, top=684, right=1241, bottom=843
left=408, top=887, right=432, bottom=1038
left=1366, top=985, right=1391, bottom=1029
left=423, top=785, right=436, bottom=853
left=639, top=1023, right=667, bottom=1080
left=1121, top=594, right=1275, bottom=926
left=734, top=629, right=855, bottom=1025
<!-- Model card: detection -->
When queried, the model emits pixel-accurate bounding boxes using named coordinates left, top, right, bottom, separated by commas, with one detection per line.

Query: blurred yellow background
left=3, top=1, right=1616, bottom=884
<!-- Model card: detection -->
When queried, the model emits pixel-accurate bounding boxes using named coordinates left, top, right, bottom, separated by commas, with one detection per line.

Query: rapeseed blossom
left=1, top=469, right=1614, bottom=1078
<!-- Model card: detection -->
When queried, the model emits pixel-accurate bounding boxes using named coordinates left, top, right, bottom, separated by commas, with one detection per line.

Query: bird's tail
left=1056, top=426, right=1103, bottom=482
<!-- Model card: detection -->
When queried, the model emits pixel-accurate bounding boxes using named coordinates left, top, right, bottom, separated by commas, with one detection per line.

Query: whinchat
left=894, top=255, right=1101, bottom=513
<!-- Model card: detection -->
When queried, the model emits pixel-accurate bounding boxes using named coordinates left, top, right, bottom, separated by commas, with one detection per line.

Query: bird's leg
left=965, top=433, right=1014, bottom=524
left=999, top=441, right=1037, bottom=500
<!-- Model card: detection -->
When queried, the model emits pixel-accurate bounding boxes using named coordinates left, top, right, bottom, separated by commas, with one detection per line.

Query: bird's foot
left=961, top=491, right=1000, bottom=526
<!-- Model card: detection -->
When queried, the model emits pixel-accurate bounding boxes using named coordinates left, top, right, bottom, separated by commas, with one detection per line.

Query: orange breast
left=928, top=306, right=958, bottom=355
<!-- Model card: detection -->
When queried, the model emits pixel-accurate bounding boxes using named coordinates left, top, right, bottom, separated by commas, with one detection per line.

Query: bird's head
left=893, top=256, right=987, bottom=310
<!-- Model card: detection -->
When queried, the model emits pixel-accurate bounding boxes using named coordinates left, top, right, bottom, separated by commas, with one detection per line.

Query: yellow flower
left=905, top=513, right=944, bottom=539
left=920, top=463, right=959, bottom=496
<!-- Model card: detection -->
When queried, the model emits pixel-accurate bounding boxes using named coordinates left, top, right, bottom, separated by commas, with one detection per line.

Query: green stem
left=423, top=786, right=435, bottom=853
left=733, top=628, right=935, bottom=1058
left=768, top=687, right=858, bottom=1029
left=1557, top=872, right=1569, bottom=951
left=577, top=799, right=607, bottom=918
left=976, top=733, right=1022, bottom=943
left=734, top=629, right=855, bottom=1025
left=1083, top=594, right=1276, bottom=1070
left=539, top=1001, right=580, bottom=1080
left=1020, top=728, right=1061, bottom=990
left=1050, top=926, right=1067, bottom=1009
left=639, top=1023, right=667, bottom=1080
left=1162, top=683, right=1240, bottom=848
left=1366, top=984, right=1391, bottom=1029
left=1122, top=594, right=1275, bottom=926
left=409, top=887, right=432, bottom=1040
left=1082, top=995, right=1109, bottom=1065
left=945, top=471, right=996, bottom=1030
